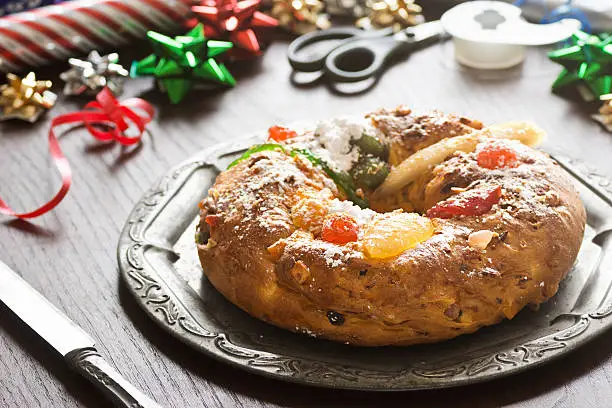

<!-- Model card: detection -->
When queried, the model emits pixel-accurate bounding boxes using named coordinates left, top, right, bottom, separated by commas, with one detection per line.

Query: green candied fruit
left=350, top=156, right=390, bottom=190
left=195, top=227, right=208, bottom=245
left=195, top=229, right=204, bottom=244
left=227, top=143, right=285, bottom=169
left=354, top=133, right=388, bottom=159
left=290, top=148, right=369, bottom=209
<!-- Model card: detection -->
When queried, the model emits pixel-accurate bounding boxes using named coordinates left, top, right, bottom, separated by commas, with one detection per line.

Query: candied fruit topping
left=321, top=213, right=359, bottom=245
left=205, top=214, right=220, bottom=228
left=363, top=212, right=434, bottom=259
left=292, top=197, right=329, bottom=234
left=291, top=190, right=334, bottom=234
left=477, top=144, right=518, bottom=169
left=268, top=125, right=297, bottom=142
left=427, top=185, right=502, bottom=219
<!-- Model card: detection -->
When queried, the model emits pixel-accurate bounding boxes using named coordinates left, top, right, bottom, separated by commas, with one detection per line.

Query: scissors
left=287, top=21, right=446, bottom=83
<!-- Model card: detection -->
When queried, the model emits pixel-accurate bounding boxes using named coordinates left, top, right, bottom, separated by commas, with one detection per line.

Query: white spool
left=441, top=1, right=582, bottom=70
left=453, top=38, right=525, bottom=70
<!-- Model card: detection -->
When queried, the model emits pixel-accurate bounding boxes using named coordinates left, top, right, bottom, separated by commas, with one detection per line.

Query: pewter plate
left=117, top=134, right=612, bottom=390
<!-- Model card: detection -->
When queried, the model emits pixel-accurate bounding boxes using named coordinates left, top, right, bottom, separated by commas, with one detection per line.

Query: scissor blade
left=401, top=20, right=446, bottom=43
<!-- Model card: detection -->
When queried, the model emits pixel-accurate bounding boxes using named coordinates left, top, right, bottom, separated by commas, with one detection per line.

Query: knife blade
left=0, top=260, right=163, bottom=408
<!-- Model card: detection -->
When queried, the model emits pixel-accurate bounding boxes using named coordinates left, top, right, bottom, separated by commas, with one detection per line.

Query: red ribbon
left=0, top=88, right=154, bottom=219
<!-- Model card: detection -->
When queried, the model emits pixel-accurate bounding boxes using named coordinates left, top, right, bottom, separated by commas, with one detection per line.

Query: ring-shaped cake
left=196, top=108, right=585, bottom=346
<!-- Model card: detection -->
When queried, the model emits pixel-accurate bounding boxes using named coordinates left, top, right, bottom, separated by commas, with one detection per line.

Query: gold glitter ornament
left=0, top=72, right=57, bottom=123
left=357, top=0, right=424, bottom=31
left=593, top=94, right=612, bottom=133
left=268, top=0, right=331, bottom=34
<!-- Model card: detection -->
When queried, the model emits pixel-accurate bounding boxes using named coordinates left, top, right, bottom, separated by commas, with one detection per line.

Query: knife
left=0, top=260, right=163, bottom=408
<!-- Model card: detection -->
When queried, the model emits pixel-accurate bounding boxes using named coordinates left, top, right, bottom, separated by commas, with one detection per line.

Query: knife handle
left=67, top=348, right=163, bottom=408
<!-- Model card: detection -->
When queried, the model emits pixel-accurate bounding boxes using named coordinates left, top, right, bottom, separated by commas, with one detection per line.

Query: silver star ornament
left=60, top=51, right=129, bottom=96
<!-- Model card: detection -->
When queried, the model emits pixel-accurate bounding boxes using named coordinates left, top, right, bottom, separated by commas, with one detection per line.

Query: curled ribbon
left=0, top=87, right=154, bottom=219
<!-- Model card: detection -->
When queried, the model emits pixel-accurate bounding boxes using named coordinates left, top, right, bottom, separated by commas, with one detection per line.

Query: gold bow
left=357, top=0, right=424, bottom=31
left=0, top=72, right=56, bottom=123
left=268, top=0, right=331, bottom=34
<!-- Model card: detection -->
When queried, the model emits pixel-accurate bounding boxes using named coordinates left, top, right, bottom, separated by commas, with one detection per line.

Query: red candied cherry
left=477, top=144, right=518, bottom=169
left=268, top=125, right=297, bottom=142
left=427, top=185, right=502, bottom=219
left=205, top=214, right=220, bottom=228
left=321, top=213, right=359, bottom=245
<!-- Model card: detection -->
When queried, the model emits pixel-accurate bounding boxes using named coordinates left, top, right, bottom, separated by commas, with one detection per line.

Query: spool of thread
left=441, top=1, right=581, bottom=70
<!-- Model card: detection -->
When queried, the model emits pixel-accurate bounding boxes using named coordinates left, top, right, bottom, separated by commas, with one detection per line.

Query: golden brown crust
left=367, top=107, right=483, bottom=166
left=197, top=109, right=586, bottom=346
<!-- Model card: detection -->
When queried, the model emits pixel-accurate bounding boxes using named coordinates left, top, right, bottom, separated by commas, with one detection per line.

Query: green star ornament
left=131, top=24, right=236, bottom=104
left=548, top=31, right=612, bottom=101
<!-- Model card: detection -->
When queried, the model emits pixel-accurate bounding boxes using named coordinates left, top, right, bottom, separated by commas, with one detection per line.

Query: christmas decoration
left=325, top=0, right=367, bottom=18
left=548, top=30, right=612, bottom=101
left=592, top=94, right=612, bottom=133
left=0, top=72, right=56, bottom=122
left=268, top=0, right=330, bottom=35
left=0, top=87, right=154, bottom=219
left=356, top=0, right=424, bottom=31
left=60, top=51, right=129, bottom=96
left=190, top=0, right=278, bottom=57
left=131, top=24, right=236, bottom=104
left=0, top=0, right=62, bottom=16
left=0, top=0, right=193, bottom=73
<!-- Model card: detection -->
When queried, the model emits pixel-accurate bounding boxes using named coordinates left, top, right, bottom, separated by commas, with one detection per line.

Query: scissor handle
left=324, top=35, right=409, bottom=83
left=288, top=27, right=367, bottom=72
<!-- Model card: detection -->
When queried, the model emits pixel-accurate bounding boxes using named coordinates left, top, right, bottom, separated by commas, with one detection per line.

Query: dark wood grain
left=2, top=8, right=612, bottom=407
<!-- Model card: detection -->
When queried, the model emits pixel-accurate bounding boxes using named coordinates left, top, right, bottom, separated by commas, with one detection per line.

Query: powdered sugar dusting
left=323, top=245, right=345, bottom=267
left=328, top=198, right=376, bottom=229
left=290, top=116, right=382, bottom=172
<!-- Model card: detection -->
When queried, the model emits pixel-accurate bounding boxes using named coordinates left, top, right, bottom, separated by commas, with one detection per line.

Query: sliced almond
left=468, top=230, right=495, bottom=250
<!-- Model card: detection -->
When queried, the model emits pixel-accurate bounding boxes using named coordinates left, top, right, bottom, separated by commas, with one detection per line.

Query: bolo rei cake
left=195, top=107, right=586, bottom=346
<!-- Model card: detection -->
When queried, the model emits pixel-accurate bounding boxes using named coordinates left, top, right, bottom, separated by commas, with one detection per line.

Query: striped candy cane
left=0, top=0, right=195, bottom=72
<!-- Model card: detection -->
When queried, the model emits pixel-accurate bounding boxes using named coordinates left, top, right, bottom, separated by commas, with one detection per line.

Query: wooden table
left=2, top=8, right=612, bottom=407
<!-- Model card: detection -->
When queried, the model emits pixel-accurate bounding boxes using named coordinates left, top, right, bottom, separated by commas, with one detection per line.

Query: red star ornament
left=191, top=0, right=278, bottom=57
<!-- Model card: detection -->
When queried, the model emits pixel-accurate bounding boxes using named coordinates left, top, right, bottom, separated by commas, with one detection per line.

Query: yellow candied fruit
left=362, top=212, right=434, bottom=259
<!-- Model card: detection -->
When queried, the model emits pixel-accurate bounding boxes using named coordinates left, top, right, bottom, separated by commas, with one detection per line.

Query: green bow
left=549, top=31, right=612, bottom=101
left=131, top=24, right=236, bottom=104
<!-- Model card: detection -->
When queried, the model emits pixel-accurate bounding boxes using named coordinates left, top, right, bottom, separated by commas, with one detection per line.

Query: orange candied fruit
left=363, top=212, right=434, bottom=259
left=321, top=213, right=359, bottom=245
left=477, top=144, right=518, bottom=169
left=268, top=125, right=297, bottom=142
left=291, top=197, right=329, bottom=233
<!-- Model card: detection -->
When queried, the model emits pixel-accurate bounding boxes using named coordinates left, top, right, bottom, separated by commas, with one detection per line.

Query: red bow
left=0, top=88, right=154, bottom=219
left=190, top=0, right=278, bottom=55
